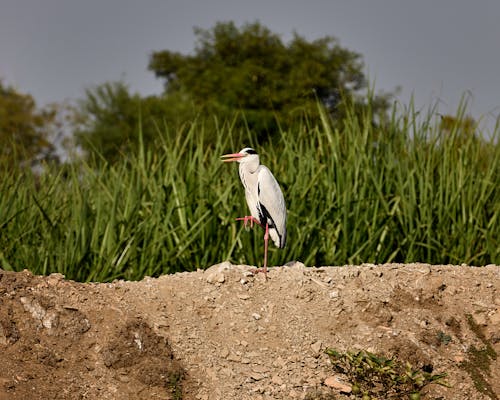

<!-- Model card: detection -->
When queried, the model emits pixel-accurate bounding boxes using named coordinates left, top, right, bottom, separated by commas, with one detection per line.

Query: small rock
left=271, top=375, right=283, bottom=385
left=310, top=340, right=322, bottom=354
left=47, top=273, right=65, bottom=286
left=453, top=355, right=465, bottom=363
left=324, top=376, right=352, bottom=393
left=117, top=375, right=130, bottom=383
left=238, top=294, right=250, bottom=300
left=206, top=272, right=225, bottom=284
left=250, top=372, right=266, bottom=381
left=252, top=313, right=262, bottom=320
left=285, top=261, right=306, bottom=269
left=472, top=312, right=487, bottom=326
left=304, top=356, right=318, bottom=368
left=205, top=261, right=232, bottom=273
left=273, top=356, right=286, bottom=368
left=329, top=290, right=339, bottom=299
left=227, top=353, right=241, bottom=362
left=252, top=365, right=269, bottom=374
left=489, top=309, right=500, bottom=325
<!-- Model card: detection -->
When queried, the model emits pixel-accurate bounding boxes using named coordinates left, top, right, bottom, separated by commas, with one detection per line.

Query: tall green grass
left=0, top=99, right=499, bottom=281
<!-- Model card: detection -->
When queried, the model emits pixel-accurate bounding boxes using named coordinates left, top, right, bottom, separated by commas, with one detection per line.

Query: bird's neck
left=239, top=159, right=260, bottom=174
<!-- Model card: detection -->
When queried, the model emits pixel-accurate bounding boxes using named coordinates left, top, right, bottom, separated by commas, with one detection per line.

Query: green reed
left=0, top=97, right=498, bottom=281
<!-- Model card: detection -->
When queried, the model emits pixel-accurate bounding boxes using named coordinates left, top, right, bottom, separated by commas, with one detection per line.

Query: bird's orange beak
left=221, top=152, right=245, bottom=163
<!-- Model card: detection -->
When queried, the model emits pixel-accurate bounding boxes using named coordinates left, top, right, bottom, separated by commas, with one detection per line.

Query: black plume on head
left=242, top=148, right=258, bottom=155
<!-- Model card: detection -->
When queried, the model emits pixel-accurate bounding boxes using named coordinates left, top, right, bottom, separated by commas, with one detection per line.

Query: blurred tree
left=73, top=81, right=199, bottom=162
left=440, top=114, right=476, bottom=139
left=74, top=21, right=394, bottom=162
left=0, top=80, right=59, bottom=168
left=437, top=112, right=497, bottom=173
left=149, top=21, right=392, bottom=139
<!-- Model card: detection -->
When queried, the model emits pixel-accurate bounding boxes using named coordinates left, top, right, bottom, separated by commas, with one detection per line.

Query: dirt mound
left=0, top=263, right=499, bottom=399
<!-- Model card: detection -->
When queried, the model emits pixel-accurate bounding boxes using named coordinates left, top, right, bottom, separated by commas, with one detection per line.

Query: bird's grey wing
left=257, top=166, right=287, bottom=247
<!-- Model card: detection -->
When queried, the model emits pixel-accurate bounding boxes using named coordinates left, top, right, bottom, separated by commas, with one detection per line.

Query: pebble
left=252, top=313, right=262, bottom=320
left=310, top=340, right=322, bottom=354
left=324, top=375, right=352, bottom=393
left=227, top=353, right=241, bottom=362
left=271, top=375, right=283, bottom=385
left=273, top=357, right=286, bottom=368
left=250, top=372, right=266, bottom=381
left=206, top=272, right=225, bottom=284
left=252, top=365, right=269, bottom=373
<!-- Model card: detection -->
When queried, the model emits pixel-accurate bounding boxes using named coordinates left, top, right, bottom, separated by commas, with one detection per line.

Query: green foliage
left=74, top=22, right=393, bottom=162
left=460, top=314, right=498, bottom=399
left=436, top=331, right=452, bottom=345
left=0, top=97, right=499, bottom=281
left=149, top=21, right=391, bottom=141
left=325, top=348, right=448, bottom=399
left=0, top=80, right=59, bottom=167
left=73, top=81, right=202, bottom=162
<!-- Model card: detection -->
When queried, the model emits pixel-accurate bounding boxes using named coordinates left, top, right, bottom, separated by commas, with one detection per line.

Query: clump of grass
left=436, top=331, right=452, bottom=345
left=459, top=314, right=498, bottom=399
left=0, top=95, right=499, bottom=281
left=325, top=348, right=448, bottom=399
left=167, top=371, right=184, bottom=400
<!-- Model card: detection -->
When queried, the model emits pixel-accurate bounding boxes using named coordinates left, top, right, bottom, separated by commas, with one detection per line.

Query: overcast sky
left=2, top=0, right=499, bottom=133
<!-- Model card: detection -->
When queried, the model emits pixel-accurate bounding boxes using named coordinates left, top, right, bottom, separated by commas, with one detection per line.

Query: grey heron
left=221, top=147, right=287, bottom=276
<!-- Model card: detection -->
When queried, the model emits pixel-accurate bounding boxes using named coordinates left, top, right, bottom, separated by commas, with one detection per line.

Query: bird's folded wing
left=257, top=166, right=287, bottom=239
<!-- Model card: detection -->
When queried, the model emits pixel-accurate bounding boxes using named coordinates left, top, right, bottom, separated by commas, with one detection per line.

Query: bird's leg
left=236, top=216, right=263, bottom=229
left=251, top=223, right=269, bottom=280
left=237, top=217, right=269, bottom=279
left=263, top=223, right=269, bottom=276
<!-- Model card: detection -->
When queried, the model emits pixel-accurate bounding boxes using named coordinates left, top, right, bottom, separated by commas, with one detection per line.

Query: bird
left=221, top=147, right=287, bottom=276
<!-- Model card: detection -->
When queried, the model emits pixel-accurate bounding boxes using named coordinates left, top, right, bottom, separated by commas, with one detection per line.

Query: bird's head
left=221, top=147, right=259, bottom=164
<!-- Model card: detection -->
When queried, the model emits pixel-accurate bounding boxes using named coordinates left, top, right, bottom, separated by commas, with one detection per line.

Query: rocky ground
left=0, top=262, right=499, bottom=400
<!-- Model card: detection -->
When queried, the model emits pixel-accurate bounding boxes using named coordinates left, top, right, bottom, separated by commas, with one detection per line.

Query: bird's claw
left=250, top=267, right=268, bottom=280
left=236, top=216, right=259, bottom=228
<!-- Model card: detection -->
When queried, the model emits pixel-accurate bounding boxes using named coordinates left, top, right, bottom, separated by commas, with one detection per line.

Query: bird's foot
left=250, top=266, right=268, bottom=280
left=236, top=216, right=262, bottom=229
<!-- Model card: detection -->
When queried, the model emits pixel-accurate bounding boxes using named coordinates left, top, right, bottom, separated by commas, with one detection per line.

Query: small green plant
left=325, top=348, right=448, bottom=399
left=167, top=371, right=183, bottom=400
left=436, top=331, right=452, bottom=345
left=459, top=314, right=498, bottom=399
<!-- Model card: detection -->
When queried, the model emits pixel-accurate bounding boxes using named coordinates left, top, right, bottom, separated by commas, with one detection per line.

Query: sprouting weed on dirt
left=436, top=331, right=452, bottom=345
left=459, top=314, right=498, bottom=400
left=325, top=348, right=449, bottom=399
left=167, top=371, right=183, bottom=400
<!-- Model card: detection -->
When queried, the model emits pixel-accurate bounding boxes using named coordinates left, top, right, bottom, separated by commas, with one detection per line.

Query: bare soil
left=0, top=262, right=499, bottom=400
